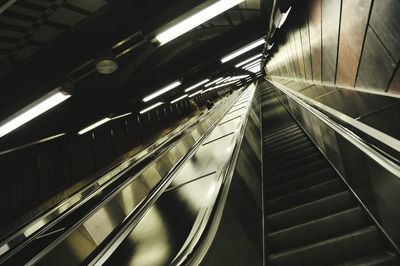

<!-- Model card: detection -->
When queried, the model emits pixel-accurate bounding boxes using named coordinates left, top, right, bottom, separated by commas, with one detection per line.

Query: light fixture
left=140, top=102, right=164, bottom=114
left=184, top=79, right=210, bottom=92
left=221, top=37, right=265, bottom=63
left=143, top=81, right=181, bottom=102
left=247, top=65, right=261, bottom=73
left=205, top=77, right=223, bottom=87
left=268, top=43, right=275, bottom=50
left=171, top=94, right=188, bottom=104
left=112, top=112, right=132, bottom=120
left=244, top=63, right=261, bottom=72
left=242, top=58, right=262, bottom=69
left=235, top=53, right=262, bottom=68
left=189, top=90, right=202, bottom=97
left=277, top=7, right=292, bottom=28
left=78, top=117, right=111, bottom=135
left=216, top=76, right=231, bottom=84
left=0, top=89, right=71, bottom=138
left=155, top=0, right=244, bottom=45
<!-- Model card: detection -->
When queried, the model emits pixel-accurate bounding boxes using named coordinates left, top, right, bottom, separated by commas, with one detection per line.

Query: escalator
left=261, top=86, right=399, bottom=265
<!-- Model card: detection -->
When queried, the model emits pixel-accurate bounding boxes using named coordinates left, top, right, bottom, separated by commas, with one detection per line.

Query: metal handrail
left=0, top=95, right=233, bottom=262
left=268, top=79, right=400, bottom=179
left=169, top=84, right=258, bottom=265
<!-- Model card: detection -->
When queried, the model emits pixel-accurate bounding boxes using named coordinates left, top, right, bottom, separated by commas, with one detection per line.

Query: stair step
left=265, top=169, right=336, bottom=200
left=266, top=178, right=344, bottom=214
left=263, top=130, right=305, bottom=147
left=266, top=160, right=328, bottom=187
left=338, top=251, right=400, bottom=266
left=268, top=207, right=368, bottom=252
left=263, top=124, right=300, bottom=140
left=264, top=146, right=317, bottom=167
left=264, top=142, right=314, bottom=161
left=266, top=138, right=310, bottom=156
left=269, top=227, right=385, bottom=266
left=268, top=191, right=355, bottom=232
left=265, top=153, right=321, bottom=176
left=264, top=122, right=297, bottom=134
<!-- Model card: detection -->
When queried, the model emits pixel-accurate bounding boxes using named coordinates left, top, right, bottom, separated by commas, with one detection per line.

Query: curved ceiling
left=0, top=0, right=272, bottom=149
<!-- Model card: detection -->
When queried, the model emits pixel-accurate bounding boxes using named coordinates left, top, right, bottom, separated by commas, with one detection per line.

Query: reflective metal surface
left=100, top=85, right=262, bottom=266
left=0, top=91, right=242, bottom=265
left=267, top=79, right=400, bottom=251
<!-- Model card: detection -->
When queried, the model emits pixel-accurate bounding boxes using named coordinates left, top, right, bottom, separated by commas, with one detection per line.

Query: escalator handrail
left=169, top=84, right=258, bottom=265
left=268, top=79, right=400, bottom=179
left=86, top=91, right=244, bottom=265
left=0, top=96, right=230, bottom=260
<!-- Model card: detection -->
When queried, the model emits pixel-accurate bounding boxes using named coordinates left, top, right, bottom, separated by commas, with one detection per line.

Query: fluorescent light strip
left=277, top=7, right=292, bottom=28
left=235, top=53, right=262, bottom=67
left=78, top=117, right=111, bottom=135
left=112, top=112, right=132, bottom=120
left=0, top=90, right=71, bottom=138
left=221, top=37, right=265, bottom=63
left=242, top=58, right=262, bottom=69
left=143, top=81, right=181, bottom=102
left=171, top=94, right=188, bottom=103
left=155, top=0, right=244, bottom=45
left=247, top=65, right=261, bottom=73
left=184, top=79, right=210, bottom=92
left=189, top=90, right=203, bottom=97
left=205, top=77, right=223, bottom=87
left=216, top=76, right=231, bottom=84
left=140, top=102, right=164, bottom=114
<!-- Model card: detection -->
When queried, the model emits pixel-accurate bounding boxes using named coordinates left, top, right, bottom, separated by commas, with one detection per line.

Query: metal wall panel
left=300, top=22, right=313, bottom=81
left=369, top=0, right=400, bottom=63
left=336, top=0, right=371, bottom=87
left=356, top=27, right=397, bottom=91
left=321, top=0, right=341, bottom=84
left=388, top=68, right=400, bottom=93
left=308, top=0, right=322, bottom=82
left=294, top=28, right=306, bottom=79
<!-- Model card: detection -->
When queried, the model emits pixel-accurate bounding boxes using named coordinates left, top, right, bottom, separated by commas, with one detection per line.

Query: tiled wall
left=266, top=0, right=400, bottom=95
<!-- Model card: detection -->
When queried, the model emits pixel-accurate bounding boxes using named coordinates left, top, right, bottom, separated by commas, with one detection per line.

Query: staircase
left=263, top=122, right=399, bottom=265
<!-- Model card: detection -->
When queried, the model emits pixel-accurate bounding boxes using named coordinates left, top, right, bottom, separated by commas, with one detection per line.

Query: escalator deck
left=263, top=122, right=399, bottom=265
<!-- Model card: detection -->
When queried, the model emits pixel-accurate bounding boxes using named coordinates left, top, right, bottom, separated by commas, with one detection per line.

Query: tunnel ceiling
left=0, top=0, right=271, bottom=148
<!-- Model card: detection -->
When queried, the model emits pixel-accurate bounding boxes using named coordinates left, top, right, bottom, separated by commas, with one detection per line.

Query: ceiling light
left=78, top=117, right=111, bottom=135
left=277, top=7, right=292, bottom=28
left=242, top=58, right=262, bottom=69
left=235, top=53, right=262, bottom=67
left=155, top=0, right=244, bottom=45
left=216, top=76, right=231, bottom=84
left=140, top=102, right=164, bottom=114
left=221, top=37, right=265, bottom=63
left=0, top=89, right=71, bottom=138
left=184, top=79, right=210, bottom=92
left=189, top=90, right=202, bottom=97
left=171, top=94, right=188, bottom=104
left=247, top=65, right=261, bottom=73
left=205, top=77, right=223, bottom=87
left=112, top=112, right=132, bottom=120
left=143, top=81, right=181, bottom=102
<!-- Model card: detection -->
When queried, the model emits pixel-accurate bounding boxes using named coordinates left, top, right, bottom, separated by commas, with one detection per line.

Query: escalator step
left=268, top=191, right=355, bottom=232
left=266, top=178, right=344, bottom=214
left=265, top=168, right=336, bottom=200
left=265, top=153, right=321, bottom=176
left=264, top=132, right=307, bottom=150
left=263, top=129, right=304, bottom=146
left=264, top=142, right=314, bottom=161
left=269, top=227, right=385, bottom=266
left=268, top=207, right=368, bottom=252
left=266, top=137, right=310, bottom=154
left=266, top=160, right=328, bottom=187
left=263, top=124, right=299, bottom=139
left=337, top=252, right=400, bottom=266
left=264, top=146, right=317, bottom=167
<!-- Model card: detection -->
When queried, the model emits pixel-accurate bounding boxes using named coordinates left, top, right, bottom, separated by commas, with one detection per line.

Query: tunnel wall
left=266, top=0, right=400, bottom=95
left=0, top=91, right=218, bottom=229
